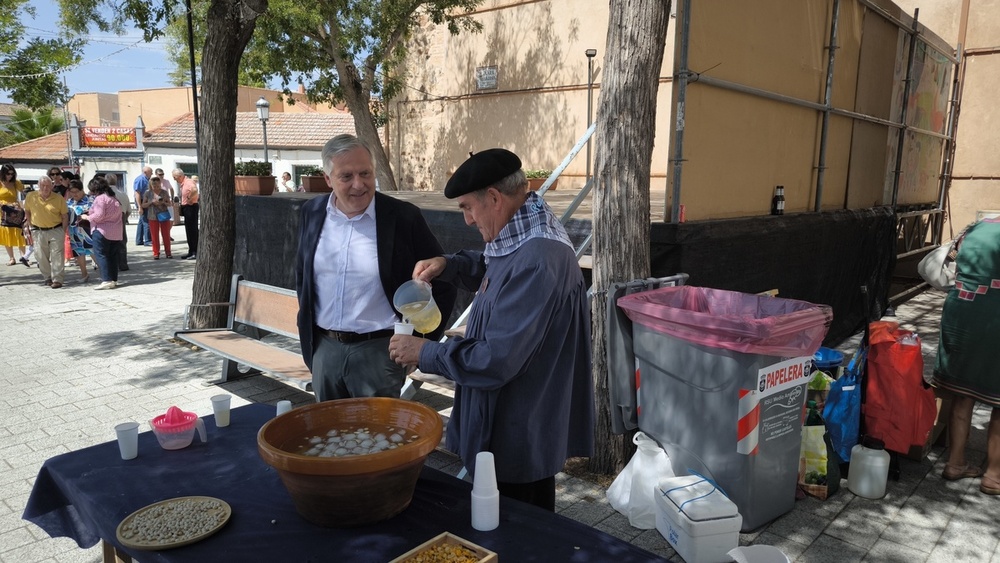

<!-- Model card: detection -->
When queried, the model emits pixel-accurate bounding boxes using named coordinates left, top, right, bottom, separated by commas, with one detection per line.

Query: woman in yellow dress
left=0, top=164, right=28, bottom=266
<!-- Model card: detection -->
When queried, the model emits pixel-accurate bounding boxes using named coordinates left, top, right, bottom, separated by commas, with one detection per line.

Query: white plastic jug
left=847, top=436, right=890, bottom=499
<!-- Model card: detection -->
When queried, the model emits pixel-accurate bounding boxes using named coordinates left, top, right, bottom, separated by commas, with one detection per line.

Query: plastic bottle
left=847, top=436, right=890, bottom=499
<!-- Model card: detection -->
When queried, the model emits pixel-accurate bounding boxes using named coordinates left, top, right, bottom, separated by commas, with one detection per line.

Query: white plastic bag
left=606, top=431, right=674, bottom=529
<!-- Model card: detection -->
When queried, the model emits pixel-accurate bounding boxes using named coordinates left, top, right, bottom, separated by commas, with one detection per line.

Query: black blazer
left=294, top=192, right=457, bottom=369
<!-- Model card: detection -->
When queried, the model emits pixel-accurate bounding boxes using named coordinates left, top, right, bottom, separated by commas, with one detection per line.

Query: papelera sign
left=81, top=127, right=137, bottom=148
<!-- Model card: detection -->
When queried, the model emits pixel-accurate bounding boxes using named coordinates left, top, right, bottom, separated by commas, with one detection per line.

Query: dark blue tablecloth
left=24, top=403, right=663, bottom=562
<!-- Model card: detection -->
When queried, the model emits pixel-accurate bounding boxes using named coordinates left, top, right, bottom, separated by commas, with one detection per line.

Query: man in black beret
left=389, top=149, right=594, bottom=511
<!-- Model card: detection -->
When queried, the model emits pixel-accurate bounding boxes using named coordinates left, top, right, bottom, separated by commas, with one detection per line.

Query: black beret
left=444, top=148, right=522, bottom=199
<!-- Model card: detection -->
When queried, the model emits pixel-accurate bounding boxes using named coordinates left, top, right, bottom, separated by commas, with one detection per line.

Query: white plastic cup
left=115, top=422, right=140, bottom=460
left=394, top=322, right=414, bottom=335
left=471, top=451, right=499, bottom=531
left=276, top=400, right=292, bottom=416
left=211, top=394, right=231, bottom=427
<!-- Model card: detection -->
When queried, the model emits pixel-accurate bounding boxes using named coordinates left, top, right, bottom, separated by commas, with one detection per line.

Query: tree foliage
left=0, top=0, right=82, bottom=108
left=242, top=0, right=484, bottom=191
left=5, top=107, right=66, bottom=144
left=46, top=0, right=266, bottom=326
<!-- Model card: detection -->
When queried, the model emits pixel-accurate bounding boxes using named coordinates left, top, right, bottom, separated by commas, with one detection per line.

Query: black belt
left=318, top=327, right=393, bottom=344
left=32, top=224, right=62, bottom=231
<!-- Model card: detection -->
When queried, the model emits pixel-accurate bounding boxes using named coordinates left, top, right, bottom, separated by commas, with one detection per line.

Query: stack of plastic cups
left=471, top=451, right=500, bottom=531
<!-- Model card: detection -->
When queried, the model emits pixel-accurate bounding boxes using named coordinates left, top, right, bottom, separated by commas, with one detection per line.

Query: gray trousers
left=311, top=334, right=406, bottom=401
left=33, top=227, right=65, bottom=283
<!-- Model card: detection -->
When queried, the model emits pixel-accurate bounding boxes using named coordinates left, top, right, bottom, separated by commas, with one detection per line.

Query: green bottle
left=806, top=400, right=823, bottom=426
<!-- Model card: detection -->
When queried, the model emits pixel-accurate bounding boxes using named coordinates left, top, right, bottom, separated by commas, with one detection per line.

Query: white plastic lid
left=657, top=475, right=739, bottom=521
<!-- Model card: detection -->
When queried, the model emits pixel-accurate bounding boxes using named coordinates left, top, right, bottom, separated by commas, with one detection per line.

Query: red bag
left=863, top=321, right=936, bottom=455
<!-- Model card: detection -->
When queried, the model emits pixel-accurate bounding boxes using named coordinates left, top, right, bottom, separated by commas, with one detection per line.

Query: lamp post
left=585, top=49, right=597, bottom=184
left=256, top=96, right=270, bottom=164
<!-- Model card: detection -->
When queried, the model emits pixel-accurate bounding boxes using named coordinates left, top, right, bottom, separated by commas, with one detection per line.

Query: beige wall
left=118, top=88, right=197, bottom=129
left=73, top=87, right=348, bottom=133
left=393, top=0, right=673, bottom=193
left=65, top=93, right=119, bottom=127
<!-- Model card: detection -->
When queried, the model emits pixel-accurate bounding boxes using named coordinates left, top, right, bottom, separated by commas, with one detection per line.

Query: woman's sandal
left=943, top=463, right=984, bottom=481
left=6, top=258, right=15, bottom=266
left=981, top=476, right=1000, bottom=496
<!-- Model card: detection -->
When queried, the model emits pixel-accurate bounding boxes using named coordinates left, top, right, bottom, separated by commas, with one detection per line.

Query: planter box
left=527, top=178, right=557, bottom=191
left=301, top=175, right=331, bottom=193
left=235, top=175, right=275, bottom=196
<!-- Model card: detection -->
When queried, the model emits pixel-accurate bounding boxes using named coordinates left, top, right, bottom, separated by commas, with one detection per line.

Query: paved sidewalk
left=1, top=225, right=997, bottom=562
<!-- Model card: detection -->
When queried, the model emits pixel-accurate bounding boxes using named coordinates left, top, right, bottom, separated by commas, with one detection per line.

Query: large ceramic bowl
left=257, top=397, right=443, bottom=527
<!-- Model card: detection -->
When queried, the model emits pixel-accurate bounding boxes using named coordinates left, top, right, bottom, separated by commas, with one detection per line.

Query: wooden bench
left=174, top=275, right=313, bottom=391
left=174, top=274, right=456, bottom=395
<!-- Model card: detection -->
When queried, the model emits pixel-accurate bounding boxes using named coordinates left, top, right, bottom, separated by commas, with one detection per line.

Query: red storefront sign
left=81, top=127, right=137, bottom=148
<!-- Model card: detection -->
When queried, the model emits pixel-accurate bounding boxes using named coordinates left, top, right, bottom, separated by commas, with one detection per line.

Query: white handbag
left=917, top=224, right=973, bottom=292
left=917, top=243, right=956, bottom=291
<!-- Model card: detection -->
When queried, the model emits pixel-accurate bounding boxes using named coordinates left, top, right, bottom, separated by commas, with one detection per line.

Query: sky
left=1, top=0, right=174, bottom=104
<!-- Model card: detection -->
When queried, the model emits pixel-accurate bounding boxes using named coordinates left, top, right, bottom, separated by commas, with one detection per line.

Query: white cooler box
left=655, top=475, right=742, bottom=563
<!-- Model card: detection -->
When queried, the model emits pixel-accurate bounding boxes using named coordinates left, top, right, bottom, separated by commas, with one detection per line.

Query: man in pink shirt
left=173, top=169, right=199, bottom=260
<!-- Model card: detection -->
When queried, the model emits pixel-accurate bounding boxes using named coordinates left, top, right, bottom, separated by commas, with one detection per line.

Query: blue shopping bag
left=823, top=348, right=865, bottom=462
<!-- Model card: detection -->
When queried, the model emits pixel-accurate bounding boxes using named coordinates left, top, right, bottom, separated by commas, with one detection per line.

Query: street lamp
left=256, top=96, right=270, bottom=164
left=585, top=49, right=597, bottom=184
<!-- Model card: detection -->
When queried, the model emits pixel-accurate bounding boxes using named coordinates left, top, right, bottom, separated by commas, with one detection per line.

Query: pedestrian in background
left=65, top=179, right=93, bottom=283
left=80, top=176, right=123, bottom=290
left=174, top=169, right=199, bottom=260
left=141, top=176, right=173, bottom=259
left=0, top=163, right=28, bottom=266
left=133, top=166, right=152, bottom=246
left=280, top=172, right=295, bottom=192
left=106, top=173, right=130, bottom=271
left=22, top=175, right=69, bottom=288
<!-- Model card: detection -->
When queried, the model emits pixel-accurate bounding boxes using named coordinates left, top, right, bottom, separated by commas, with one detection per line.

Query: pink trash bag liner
left=617, top=285, right=833, bottom=357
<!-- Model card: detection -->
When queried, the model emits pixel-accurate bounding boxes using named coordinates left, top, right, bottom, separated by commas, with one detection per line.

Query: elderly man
left=133, top=166, right=153, bottom=246
left=295, top=134, right=456, bottom=401
left=23, top=175, right=69, bottom=288
left=389, top=149, right=594, bottom=511
left=173, top=169, right=199, bottom=260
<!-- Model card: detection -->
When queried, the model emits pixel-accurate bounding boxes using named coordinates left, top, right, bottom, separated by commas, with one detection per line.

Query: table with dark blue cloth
left=24, top=403, right=663, bottom=562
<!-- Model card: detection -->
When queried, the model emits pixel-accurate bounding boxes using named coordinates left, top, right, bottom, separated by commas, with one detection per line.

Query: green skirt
left=932, top=219, right=1000, bottom=407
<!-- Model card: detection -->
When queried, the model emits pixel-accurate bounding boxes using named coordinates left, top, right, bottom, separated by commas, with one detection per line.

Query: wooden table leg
left=102, top=539, right=133, bottom=563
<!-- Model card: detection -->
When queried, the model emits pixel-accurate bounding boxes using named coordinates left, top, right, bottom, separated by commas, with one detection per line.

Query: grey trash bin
left=616, top=285, right=832, bottom=531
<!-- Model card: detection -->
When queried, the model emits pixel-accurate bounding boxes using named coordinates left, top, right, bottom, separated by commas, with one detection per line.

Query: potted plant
left=234, top=160, right=275, bottom=196
left=524, top=169, right=557, bottom=191
left=300, top=166, right=330, bottom=193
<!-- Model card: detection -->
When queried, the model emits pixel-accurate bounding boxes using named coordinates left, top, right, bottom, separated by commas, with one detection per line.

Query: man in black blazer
left=295, top=134, right=455, bottom=400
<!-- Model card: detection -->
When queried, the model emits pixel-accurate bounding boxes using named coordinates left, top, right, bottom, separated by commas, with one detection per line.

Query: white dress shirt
left=313, top=195, right=397, bottom=333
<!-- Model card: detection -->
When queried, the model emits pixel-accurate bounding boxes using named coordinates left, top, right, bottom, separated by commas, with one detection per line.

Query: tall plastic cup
left=471, top=451, right=499, bottom=531
left=115, top=422, right=140, bottom=460
left=392, top=280, right=441, bottom=335
left=211, top=394, right=231, bottom=427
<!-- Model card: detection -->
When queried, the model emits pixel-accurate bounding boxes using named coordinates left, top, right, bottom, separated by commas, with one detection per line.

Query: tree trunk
left=337, top=62, right=399, bottom=192
left=589, top=0, right=670, bottom=475
left=189, top=0, right=266, bottom=328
